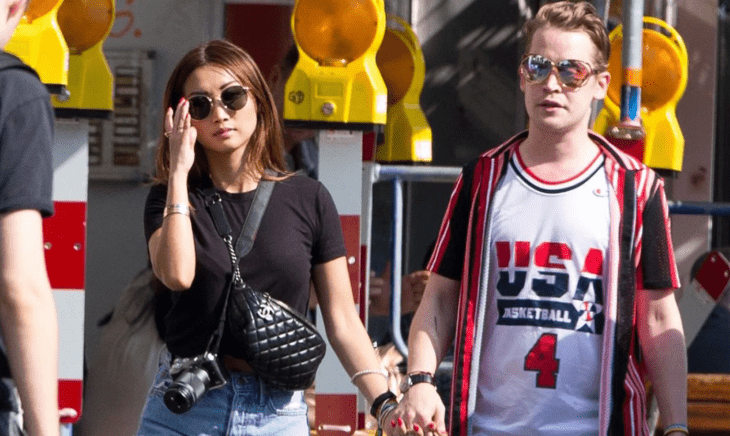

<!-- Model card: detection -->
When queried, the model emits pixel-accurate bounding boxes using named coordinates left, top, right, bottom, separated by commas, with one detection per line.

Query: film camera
left=163, top=352, right=229, bottom=414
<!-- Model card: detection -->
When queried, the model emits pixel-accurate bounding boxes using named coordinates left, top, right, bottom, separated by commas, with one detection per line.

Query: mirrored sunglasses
left=520, top=55, right=600, bottom=89
left=187, top=85, right=250, bottom=120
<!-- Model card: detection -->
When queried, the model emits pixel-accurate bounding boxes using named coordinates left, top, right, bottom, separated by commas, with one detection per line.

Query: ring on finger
left=164, top=131, right=171, bottom=138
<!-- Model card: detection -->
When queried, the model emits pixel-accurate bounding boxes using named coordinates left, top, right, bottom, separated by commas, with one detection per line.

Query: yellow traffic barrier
left=594, top=16, right=687, bottom=174
left=5, top=0, right=69, bottom=93
left=53, top=0, right=114, bottom=116
left=285, top=0, right=387, bottom=129
left=375, top=15, right=432, bottom=163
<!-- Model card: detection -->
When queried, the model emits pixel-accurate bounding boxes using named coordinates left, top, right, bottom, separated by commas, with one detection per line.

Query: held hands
left=386, top=384, right=447, bottom=436
left=165, top=98, right=198, bottom=175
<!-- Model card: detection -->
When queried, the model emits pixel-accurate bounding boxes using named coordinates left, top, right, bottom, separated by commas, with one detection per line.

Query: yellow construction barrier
left=375, top=15, right=432, bottom=163
left=53, top=0, right=114, bottom=115
left=594, top=16, right=688, bottom=173
left=5, top=0, right=69, bottom=93
left=285, top=0, right=387, bottom=129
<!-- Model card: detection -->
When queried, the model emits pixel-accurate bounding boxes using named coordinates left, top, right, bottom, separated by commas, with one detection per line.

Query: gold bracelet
left=663, top=423, right=689, bottom=435
left=163, top=203, right=190, bottom=218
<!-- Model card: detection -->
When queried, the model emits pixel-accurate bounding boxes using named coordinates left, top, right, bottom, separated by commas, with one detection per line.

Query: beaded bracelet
left=351, top=368, right=388, bottom=384
left=663, top=424, right=689, bottom=435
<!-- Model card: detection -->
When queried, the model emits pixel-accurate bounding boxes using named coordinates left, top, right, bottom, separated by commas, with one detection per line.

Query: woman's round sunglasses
left=187, top=85, right=250, bottom=120
left=519, top=54, right=602, bottom=89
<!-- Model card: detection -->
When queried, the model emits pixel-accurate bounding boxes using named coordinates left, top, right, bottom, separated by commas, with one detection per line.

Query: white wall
left=665, top=0, right=717, bottom=288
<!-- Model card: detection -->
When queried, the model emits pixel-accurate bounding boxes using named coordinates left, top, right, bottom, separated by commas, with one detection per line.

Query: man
left=0, top=1, right=59, bottom=435
left=267, top=44, right=318, bottom=179
left=389, top=2, right=687, bottom=436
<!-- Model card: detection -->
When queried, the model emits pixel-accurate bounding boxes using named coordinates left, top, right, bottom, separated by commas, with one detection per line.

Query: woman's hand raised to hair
left=165, top=98, right=198, bottom=176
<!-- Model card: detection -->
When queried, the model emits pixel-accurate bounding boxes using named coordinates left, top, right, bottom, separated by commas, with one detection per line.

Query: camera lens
left=163, top=368, right=211, bottom=414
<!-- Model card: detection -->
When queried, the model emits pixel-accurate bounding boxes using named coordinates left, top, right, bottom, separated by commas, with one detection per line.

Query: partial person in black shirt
left=0, top=1, right=59, bottom=435
left=268, top=44, right=318, bottom=179
left=136, top=39, right=392, bottom=436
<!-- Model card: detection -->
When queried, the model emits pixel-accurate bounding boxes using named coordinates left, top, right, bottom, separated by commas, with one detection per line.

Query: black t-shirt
left=0, top=53, right=54, bottom=379
left=144, top=174, right=346, bottom=357
left=0, top=53, right=53, bottom=217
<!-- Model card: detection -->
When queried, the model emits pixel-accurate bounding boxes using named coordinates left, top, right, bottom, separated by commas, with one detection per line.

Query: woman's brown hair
left=522, top=1, right=611, bottom=71
left=155, top=39, right=288, bottom=185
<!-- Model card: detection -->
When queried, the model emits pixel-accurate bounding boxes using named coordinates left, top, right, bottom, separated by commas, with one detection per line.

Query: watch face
left=401, top=373, right=434, bottom=393
left=399, top=377, right=411, bottom=393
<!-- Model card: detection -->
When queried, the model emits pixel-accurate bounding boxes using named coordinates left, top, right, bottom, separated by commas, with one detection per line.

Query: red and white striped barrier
left=315, top=129, right=369, bottom=435
left=44, top=119, right=88, bottom=424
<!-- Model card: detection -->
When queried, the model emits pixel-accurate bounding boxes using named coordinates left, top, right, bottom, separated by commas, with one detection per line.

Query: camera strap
left=203, top=178, right=275, bottom=355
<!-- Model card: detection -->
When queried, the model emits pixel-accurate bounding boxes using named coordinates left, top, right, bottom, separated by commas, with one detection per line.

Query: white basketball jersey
left=473, top=150, right=610, bottom=436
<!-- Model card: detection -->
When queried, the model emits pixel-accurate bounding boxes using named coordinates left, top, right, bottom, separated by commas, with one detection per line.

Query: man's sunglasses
left=519, top=55, right=602, bottom=89
left=187, top=85, right=250, bottom=120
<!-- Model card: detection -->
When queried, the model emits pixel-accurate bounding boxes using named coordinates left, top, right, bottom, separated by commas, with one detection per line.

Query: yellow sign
left=5, top=0, right=69, bottom=92
left=53, top=0, right=115, bottom=115
left=285, top=0, right=387, bottom=128
left=375, top=15, right=432, bottom=163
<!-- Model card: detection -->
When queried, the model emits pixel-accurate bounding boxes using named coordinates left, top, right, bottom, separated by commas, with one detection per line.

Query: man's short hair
left=280, top=44, right=299, bottom=78
left=522, top=1, right=610, bottom=71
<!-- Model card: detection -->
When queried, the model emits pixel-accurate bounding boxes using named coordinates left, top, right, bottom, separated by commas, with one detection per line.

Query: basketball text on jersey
left=494, top=240, right=604, bottom=334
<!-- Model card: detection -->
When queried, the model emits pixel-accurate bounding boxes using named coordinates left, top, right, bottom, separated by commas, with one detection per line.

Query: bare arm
left=148, top=174, right=196, bottom=290
left=393, top=273, right=459, bottom=435
left=312, top=257, right=390, bottom=404
left=407, top=273, right=459, bottom=375
left=0, top=210, right=58, bottom=436
left=149, top=101, right=198, bottom=290
left=636, top=288, right=687, bottom=434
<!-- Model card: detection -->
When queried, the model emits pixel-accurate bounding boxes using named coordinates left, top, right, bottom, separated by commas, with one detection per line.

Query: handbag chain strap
left=203, top=179, right=275, bottom=354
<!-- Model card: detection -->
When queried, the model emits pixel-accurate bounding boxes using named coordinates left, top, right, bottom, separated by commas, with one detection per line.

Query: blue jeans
left=0, top=377, right=25, bottom=436
left=136, top=350, right=309, bottom=436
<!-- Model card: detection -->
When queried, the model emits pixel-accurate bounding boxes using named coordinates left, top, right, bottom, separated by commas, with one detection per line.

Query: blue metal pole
left=620, top=0, right=644, bottom=125
left=391, top=177, right=408, bottom=358
left=668, top=201, right=730, bottom=216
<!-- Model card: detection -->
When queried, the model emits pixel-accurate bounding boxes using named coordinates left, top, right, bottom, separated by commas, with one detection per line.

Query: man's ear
left=519, top=70, right=526, bottom=92
left=268, top=64, right=282, bottom=88
left=593, top=71, right=611, bottom=100
left=8, top=1, right=24, bottom=19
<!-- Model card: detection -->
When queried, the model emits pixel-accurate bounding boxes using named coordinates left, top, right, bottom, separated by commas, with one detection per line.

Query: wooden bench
left=656, top=373, right=730, bottom=435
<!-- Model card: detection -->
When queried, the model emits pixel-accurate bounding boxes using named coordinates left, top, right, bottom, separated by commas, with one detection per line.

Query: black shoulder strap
left=235, top=181, right=273, bottom=258
left=204, top=180, right=275, bottom=258
left=0, top=52, right=39, bottom=79
left=203, top=180, right=275, bottom=355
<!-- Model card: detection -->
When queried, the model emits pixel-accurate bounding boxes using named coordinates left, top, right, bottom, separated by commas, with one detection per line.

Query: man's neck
left=517, top=128, right=600, bottom=182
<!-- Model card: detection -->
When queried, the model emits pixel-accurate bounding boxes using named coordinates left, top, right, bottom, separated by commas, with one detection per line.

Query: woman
left=137, top=39, right=393, bottom=436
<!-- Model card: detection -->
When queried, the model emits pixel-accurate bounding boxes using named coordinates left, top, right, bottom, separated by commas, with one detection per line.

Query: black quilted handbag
left=227, top=282, right=326, bottom=390
left=206, top=180, right=326, bottom=391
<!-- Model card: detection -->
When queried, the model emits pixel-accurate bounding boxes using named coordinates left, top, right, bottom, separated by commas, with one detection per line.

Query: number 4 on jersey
left=524, top=333, right=560, bottom=388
